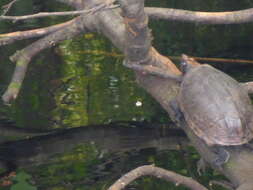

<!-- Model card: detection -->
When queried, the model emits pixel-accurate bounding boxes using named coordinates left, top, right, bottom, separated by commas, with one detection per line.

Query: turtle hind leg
left=243, top=143, right=253, bottom=151
left=212, top=146, right=230, bottom=169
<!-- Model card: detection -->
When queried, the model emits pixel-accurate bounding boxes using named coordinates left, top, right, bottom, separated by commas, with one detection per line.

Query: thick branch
left=118, top=0, right=181, bottom=79
left=119, top=0, right=150, bottom=63
left=145, top=7, right=253, bottom=24
left=2, top=16, right=88, bottom=104
left=108, top=165, right=208, bottom=190
left=93, top=3, right=176, bottom=77
left=0, top=17, right=78, bottom=46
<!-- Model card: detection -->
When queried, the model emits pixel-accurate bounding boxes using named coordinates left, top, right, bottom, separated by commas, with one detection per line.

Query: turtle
left=123, top=54, right=253, bottom=167
left=176, top=54, right=253, bottom=166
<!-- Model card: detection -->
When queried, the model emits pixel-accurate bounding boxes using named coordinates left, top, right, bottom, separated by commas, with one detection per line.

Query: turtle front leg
left=212, top=146, right=230, bottom=169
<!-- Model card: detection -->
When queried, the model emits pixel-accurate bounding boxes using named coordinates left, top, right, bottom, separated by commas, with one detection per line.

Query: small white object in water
left=136, top=101, right=142, bottom=107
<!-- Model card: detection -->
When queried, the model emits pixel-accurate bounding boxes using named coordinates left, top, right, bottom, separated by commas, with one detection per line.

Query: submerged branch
left=108, top=165, right=208, bottom=190
left=0, top=124, right=188, bottom=173
left=145, top=7, right=253, bottom=24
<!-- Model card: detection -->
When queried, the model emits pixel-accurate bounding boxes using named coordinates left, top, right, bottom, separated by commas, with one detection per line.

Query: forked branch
left=107, top=165, right=208, bottom=190
left=2, top=16, right=88, bottom=104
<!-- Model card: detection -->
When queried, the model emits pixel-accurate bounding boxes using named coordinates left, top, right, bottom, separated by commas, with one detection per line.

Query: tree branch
left=1, top=0, right=19, bottom=15
left=2, top=16, right=88, bottom=104
left=0, top=17, right=78, bottom=46
left=145, top=7, right=253, bottom=24
left=0, top=4, right=118, bottom=21
left=118, top=0, right=181, bottom=79
left=119, top=0, right=151, bottom=63
left=108, top=165, right=208, bottom=190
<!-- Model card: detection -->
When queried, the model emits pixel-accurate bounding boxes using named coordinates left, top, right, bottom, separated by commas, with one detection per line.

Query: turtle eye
left=181, top=61, right=187, bottom=67
left=180, top=61, right=188, bottom=73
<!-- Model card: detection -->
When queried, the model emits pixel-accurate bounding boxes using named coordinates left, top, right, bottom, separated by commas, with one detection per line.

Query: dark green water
left=0, top=0, right=253, bottom=189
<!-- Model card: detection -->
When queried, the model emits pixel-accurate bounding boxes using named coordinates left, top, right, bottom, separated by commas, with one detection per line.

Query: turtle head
left=180, top=54, right=200, bottom=74
left=180, top=59, right=191, bottom=74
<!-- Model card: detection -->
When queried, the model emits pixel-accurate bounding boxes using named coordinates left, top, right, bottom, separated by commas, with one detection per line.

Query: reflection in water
left=108, top=75, right=120, bottom=109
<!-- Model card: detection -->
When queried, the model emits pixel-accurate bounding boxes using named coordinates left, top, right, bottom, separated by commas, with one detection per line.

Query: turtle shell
left=179, top=64, right=253, bottom=146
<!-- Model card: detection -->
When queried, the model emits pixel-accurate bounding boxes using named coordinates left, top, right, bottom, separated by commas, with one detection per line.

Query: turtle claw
left=209, top=180, right=235, bottom=190
left=197, top=158, right=207, bottom=176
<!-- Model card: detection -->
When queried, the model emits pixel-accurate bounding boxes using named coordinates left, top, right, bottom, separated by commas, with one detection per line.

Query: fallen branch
left=108, top=165, right=208, bottom=190
left=145, top=7, right=253, bottom=24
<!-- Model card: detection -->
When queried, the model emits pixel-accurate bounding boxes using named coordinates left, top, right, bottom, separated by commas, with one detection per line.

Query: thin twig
left=2, top=0, right=19, bottom=15
left=169, top=55, right=253, bottom=64
left=78, top=50, right=253, bottom=65
left=0, top=4, right=119, bottom=21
